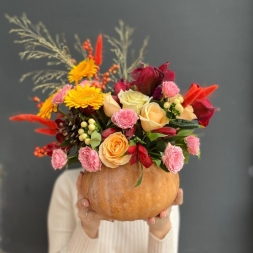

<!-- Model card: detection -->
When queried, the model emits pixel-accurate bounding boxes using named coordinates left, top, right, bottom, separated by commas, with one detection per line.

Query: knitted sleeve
left=47, top=170, right=99, bottom=253
left=147, top=205, right=180, bottom=253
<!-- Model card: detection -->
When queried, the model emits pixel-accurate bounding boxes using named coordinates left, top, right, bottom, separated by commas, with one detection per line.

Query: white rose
left=118, top=89, right=151, bottom=115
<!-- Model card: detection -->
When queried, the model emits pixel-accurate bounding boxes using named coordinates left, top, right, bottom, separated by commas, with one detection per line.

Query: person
left=48, top=168, right=183, bottom=253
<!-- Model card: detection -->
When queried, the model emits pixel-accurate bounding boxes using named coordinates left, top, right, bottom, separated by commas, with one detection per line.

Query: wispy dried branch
left=5, top=13, right=75, bottom=93
left=104, top=20, right=149, bottom=81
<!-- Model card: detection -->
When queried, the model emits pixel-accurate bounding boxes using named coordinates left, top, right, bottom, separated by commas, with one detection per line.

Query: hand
left=76, top=172, right=113, bottom=238
left=147, top=188, right=183, bottom=239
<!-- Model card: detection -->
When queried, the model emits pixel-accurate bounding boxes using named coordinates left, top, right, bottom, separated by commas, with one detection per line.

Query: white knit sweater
left=48, top=169, right=180, bottom=253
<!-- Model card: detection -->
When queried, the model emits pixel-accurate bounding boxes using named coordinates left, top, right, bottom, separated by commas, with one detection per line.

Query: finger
left=79, top=209, right=114, bottom=222
left=173, top=188, right=183, bottom=205
left=76, top=171, right=84, bottom=200
left=147, top=217, right=156, bottom=224
left=76, top=198, right=90, bottom=210
left=159, top=210, right=168, bottom=219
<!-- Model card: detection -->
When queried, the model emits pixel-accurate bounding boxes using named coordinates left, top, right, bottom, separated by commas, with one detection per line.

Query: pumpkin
left=81, top=162, right=180, bottom=221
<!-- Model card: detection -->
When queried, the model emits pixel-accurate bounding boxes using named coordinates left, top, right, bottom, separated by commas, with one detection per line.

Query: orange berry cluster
left=83, top=39, right=94, bottom=60
left=34, top=146, right=48, bottom=157
left=32, top=96, right=44, bottom=108
left=91, top=64, right=120, bottom=90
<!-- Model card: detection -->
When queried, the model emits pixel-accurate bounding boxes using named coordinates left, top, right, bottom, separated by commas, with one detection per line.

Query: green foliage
left=90, top=131, right=102, bottom=149
left=169, top=119, right=201, bottom=129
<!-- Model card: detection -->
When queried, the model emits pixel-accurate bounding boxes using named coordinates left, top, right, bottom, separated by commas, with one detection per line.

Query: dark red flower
left=191, top=98, right=216, bottom=127
left=131, top=65, right=163, bottom=96
left=152, top=86, right=163, bottom=100
left=158, top=62, right=175, bottom=81
left=114, top=79, right=131, bottom=95
left=124, top=126, right=136, bottom=139
left=137, top=144, right=153, bottom=168
left=79, top=106, right=96, bottom=116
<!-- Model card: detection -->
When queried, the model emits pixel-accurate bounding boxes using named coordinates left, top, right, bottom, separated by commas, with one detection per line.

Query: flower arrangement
left=8, top=14, right=218, bottom=186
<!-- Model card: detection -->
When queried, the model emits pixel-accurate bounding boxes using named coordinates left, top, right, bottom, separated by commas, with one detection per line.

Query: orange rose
left=99, top=132, right=131, bottom=168
left=103, top=92, right=121, bottom=117
left=139, top=102, right=169, bottom=132
left=177, top=105, right=197, bottom=121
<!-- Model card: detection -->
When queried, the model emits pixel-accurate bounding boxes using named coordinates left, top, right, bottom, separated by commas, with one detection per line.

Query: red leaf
left=10, top=114, right=57, bottom=129
left=35, top=128, right=57, bottom=135
left=94, top=34, right=103, bottom=66
left=182, top=84, right=202, bottom=107
left=196, top=85, right=218, bottom=101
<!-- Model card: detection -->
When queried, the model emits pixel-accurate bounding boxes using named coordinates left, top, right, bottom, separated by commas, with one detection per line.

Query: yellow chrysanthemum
left=68, top=59, right=98, bottom=84
left=37, top=94, right=58, bottom=119
left=64, top=85, right=104, bottom=110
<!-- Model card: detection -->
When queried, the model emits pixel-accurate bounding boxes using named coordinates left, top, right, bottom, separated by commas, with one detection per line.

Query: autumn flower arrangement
left=8, top=15, right=218, bottom=185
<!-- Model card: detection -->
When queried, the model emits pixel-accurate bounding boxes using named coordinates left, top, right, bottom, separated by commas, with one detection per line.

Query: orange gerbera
left=68, top=58, right=98, bottom=84
left=37, top=94, right=58, bottom=119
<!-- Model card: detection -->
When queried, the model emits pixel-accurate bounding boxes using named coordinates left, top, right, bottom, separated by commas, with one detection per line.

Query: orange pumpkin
left=81, top=162, right=180, bottom=221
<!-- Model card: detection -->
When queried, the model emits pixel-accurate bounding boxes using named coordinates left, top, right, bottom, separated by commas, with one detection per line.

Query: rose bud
left=151, top=127, right=177, bottom=136
left=101, top=127, right=119, bottom=139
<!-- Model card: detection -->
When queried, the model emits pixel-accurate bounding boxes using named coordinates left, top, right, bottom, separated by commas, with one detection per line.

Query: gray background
left=1, top=0, right=253, bottom=252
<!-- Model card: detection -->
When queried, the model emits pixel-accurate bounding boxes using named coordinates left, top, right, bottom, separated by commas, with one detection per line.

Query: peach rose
left=103, top=92, right=121, bottom=117
left=177, top=105, right=197, bottom=121
left=99, top=132, right=131, bottom=168
left=139, top=102, right=169, bottom=132
left=118, top=89, right=151, bottom=115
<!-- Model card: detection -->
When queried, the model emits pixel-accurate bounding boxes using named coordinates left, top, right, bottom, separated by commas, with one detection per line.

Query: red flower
left=128, top=144, right=153, bottom=168
left=124, top=126, right=136, bottom=139
left=128, top=145, right=138, bottom=165
left=191, top=98, right=216, bottom=127
left=137, top=144, right=153, bottom=168
left=114, top=79, right=131, bottom=95
left=158, top=62, right=175, bottom=81
left=131, top=65, right=163, bottom=96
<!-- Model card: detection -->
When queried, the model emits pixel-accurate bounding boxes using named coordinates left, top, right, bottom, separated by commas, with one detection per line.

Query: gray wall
left=1, top=0, right=253, bottom=252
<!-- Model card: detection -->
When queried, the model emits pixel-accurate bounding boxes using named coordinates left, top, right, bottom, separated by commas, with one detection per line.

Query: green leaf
left=60, top=140, right=71, bottom=147
left=67, top=155, right=79, bottom=166
left=90, top=131, right=102, bottom=149
left=177, top=129, right=194, bottom=137
left=160, top=162, right=170, bottom=172
left=134, top=169, right=143, bottom=187
left=153, top=158, right=161, bottom=167
left=179, top=143, right=190, bottom=164
left=169, top=119, right=201, bottom=129
left=147, top=132, right=167, bottom=141
left=155, top=141, right=166, bottom=152
left=135, top=136, right=146, bottom=145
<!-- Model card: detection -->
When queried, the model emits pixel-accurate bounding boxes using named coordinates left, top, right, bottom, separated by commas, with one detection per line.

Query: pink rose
left=51, top=149, right=67, bottom=170
left=162, top=143, right=184, bottom=173
left=162, top=81, right=180, bottom=98
left=52, top=84, right=72, bottom=104
left=111, top=109, right=139, bottom=129
left=185, top=136, right=200, bottom=155
left=78, top=147, right=101, bottom=172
